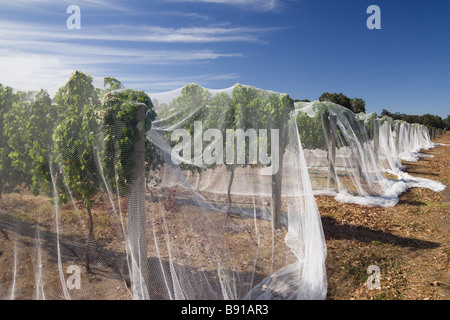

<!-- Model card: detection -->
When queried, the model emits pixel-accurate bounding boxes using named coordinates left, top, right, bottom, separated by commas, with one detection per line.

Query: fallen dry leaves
left=322, top=132, right=450, bottom=300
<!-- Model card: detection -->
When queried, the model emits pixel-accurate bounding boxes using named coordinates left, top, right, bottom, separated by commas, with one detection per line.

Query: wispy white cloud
left=0, top=0, right=279, bottom=92
left=0, top=48, right=241, bottom=93
left=0, top=20, right=274, bottom=43
left=142, top=10, right=212, bottom=20
left=0, top=19, right=247, bottom=91
left=0, top=0, right=136, bottom=14
left=0, top=0, right=214, bottom=20
left=2, top=39, right=241, bottom=64
left=167, top=0, right=280, bottom=11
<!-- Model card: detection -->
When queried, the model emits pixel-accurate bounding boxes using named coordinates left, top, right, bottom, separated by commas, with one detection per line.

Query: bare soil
left=322, top=132, right=449, bottom=300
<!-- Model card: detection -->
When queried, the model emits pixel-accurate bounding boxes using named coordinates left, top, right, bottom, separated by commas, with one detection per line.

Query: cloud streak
left=168, top=0, right=280, bottom=12
left=0, top=20, right=275, bottom=43
left=0, top=48, right=241, bottom=93
left=2, top=39, right=241, bottom=64
left=0, top=0, right=137, bottom=14
left=0, top=0, right=281, bottom=93
left=0, top=19, right=249, bottom=91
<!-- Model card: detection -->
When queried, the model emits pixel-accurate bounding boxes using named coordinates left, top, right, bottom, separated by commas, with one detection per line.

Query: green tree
left=231, top=84, right=293, bottom=228
left=381, top=109, right=445, bottom=130
left=161, top=83, right=293, bottom=228
left=0, top=84, right=25, bottom=198
left=102, top=84, right=157, bottom=296
left=102, top=86, right=158, bottom=195
left=296, top=104, right=330, bottom=150
left=351, top=98, right=366, bottom=113
left=3, top=90, right=57, bottom=197
left=319, top=92, right=366, bottom=113
left=52, top=71, right=102, bottom=273
left=319, top=92, right=351, bottom=110
left=0, top=84, right=18, bottom=198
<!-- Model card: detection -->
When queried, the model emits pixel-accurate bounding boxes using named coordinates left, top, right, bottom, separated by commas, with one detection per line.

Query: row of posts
left=133, top=109, right=445, bottom=298
left=430, top=128, right=444, bottom=140
left=326, top=116, right=444, bottom=190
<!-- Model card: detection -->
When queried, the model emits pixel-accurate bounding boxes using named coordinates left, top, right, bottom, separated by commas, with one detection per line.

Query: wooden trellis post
left=395, top=122, right=401, bottom=154
left=327, top=114, right=337, bottom=189
left=373, top=119, right=380, bottom=165
left=271, top=117, right=285, bottom=230
left=407, top=124, right=412, bottom=144
left=354, top=120, right=364, bottom=182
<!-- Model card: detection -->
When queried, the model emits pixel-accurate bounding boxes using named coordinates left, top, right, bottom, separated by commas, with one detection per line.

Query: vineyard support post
left=385, top=120, right=391, bottom=158
left=373, top=119, right=380, bottom=165
left=355, top=149, right=361, bottom=182
left=271, top=119, right=285, bottom=230
left=271, top=102, right=290, bottom=230
left=128, top=104, right=150, bottom=299
left=354, top=120, right=364, bottom=182
left=395, top=122, right=401, bottom=153
left=327, top=115, right=337, bottom=189
left=407, top=124, right=412, bottom=144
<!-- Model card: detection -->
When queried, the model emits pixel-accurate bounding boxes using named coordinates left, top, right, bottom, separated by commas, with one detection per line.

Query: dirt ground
left=0, top=180, right=293, bottom=300
left=0, top=133, right=448, bottom=300
left=322, top=132, right=449, bottom=300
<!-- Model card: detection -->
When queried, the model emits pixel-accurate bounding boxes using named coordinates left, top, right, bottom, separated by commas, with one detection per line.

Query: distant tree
left=381, top=109, right=445, bottom=130
left=319, top=92, right=365, bottom=113
left=446, top=115, right=450, bottom=130
left=319, top=92, right=350, bottom=110
left=294, top=99, right=310, bottom=103
left=351, top=98, right=366, bottom=113
left=381, top=109, right=397, bottom=119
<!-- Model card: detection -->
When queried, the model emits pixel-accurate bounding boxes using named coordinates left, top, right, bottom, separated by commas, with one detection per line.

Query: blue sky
left=0, top=0, right=449, bottom=117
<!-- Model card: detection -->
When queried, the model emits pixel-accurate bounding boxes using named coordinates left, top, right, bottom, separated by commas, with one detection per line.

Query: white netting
left=295, top=101, right=445, bottom=208
left=0, top=74, right=327, bottom=300
left=0, top=71, right=445, bottom=300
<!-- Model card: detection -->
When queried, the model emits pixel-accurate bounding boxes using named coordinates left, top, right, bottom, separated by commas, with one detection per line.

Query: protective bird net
left=295, top=101, right=445, bottom=208
left=0, top=72, right=445, bottom=300
left=0, top=72, right=327, bottom=300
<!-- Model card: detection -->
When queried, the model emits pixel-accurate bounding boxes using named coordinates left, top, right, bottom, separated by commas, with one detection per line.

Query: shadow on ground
left=321, top=216, right=440, bottom=249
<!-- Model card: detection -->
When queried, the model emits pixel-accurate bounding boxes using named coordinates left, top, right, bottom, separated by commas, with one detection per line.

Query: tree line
left=296, top=91, right=448, bottom=131
left=0, top=71, right=160, bottom=273
left=295, top=92, right=366, bottom=114
left=381, top=109, right=449, bottom=131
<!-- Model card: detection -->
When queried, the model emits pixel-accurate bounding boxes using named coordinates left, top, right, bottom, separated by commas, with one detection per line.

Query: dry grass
left=322, top=132, right=450, bottom=300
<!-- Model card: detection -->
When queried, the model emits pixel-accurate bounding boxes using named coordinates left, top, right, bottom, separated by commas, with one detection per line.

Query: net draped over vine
left=295, top=101, right=445, bottom=208
left=0, top=73, right=327, bottom=300
left=0, top=71, right=445, bottom=300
